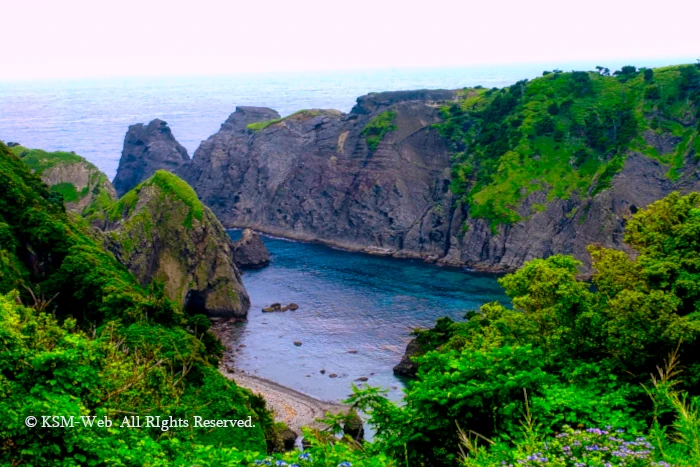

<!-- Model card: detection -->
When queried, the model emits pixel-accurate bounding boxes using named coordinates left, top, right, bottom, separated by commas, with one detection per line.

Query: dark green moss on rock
left=103, top=170, right=250, bottom=319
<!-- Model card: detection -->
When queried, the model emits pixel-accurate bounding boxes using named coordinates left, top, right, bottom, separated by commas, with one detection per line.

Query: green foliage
left=246, top=109, right=323, bottom=132
left=437, top=65, right=700, bottom=228
left=350, top=192, right=700, bottom=466
left=50, top=182, right=80, bottom=202
left=361, top=110, right=397, bottom=152
left=10, top=145, right=84, bottom=172
left=109, top=170, right=203, bottom=228
left=461, top=425, right=658, bottom=466
left=0, top=142, right=275, bottom=464
left=11, top=145, right=117, bottom=217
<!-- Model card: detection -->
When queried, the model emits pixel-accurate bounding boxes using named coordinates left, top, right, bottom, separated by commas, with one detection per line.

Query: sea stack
left=232, top=228, right=271, bottom=269
left=113, top=119, right=189, bottom=196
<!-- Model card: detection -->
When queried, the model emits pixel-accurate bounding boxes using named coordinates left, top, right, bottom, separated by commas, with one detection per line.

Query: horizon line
left=1, top=56, right=697, bottom=84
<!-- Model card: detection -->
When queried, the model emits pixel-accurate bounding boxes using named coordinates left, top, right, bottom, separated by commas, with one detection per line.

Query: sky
left=1, top=0, right=698, bottom=81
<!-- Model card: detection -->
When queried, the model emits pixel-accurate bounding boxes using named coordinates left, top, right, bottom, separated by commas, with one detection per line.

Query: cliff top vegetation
left=438, top=64, right=700, bottom=229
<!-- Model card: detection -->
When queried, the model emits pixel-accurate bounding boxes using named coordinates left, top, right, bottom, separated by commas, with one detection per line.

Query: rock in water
left=103, top=170, right=250, bottom=318
left=113, top=119, right=189, bottom=197
left=232, top=228, right=270, bottom=269
left=393, top=338, right=424, bottom=378
left=9, top=145, right=117, bottom=217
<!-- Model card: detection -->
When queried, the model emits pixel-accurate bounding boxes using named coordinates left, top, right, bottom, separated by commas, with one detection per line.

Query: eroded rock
left=232, top=228, right=270, bottom=269
left=113, top=119, right=189, bottom=196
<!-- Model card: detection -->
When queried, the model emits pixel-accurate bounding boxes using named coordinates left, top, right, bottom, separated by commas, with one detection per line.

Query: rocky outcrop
left=113, top=90, right=700, bottom=273
left=393, top=338, right=424, bottom=377
left=103, top=170, right=250, bottom=318
left=113, top=119, right=189, bottom=197
left=279, top=428, right=298, bottom=451
left=342, top=410, right=364, bottom=441
left=232, top=228, right=270, bottom=269
left=11, top=145, right=117, bottom=216
left=440, top=152, right=700, bottom=271
left=175, top=94, right=459, bottom=265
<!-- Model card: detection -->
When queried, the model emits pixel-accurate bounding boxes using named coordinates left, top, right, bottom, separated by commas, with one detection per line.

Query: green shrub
left=361, top=111, right=397, bottom=152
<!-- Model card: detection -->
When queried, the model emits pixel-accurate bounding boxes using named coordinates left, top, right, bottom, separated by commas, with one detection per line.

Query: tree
left=644, top=68, right=654, bottom=82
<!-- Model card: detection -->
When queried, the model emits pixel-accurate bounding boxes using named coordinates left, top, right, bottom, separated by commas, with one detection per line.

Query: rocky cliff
left=113, top=119, right=189, bottom=197
left=112, top=65, right=700, bottom=272
left=10, top=145, right=117, bottom=216
left=102, top=170, right=250, bottom=318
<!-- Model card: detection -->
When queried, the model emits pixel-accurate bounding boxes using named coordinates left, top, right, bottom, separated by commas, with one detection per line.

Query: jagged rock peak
left=351, top=89, right=458, bottom=114
left=104, top=170, right=250, bottom=319
left=113, top=119, right=189, bottom=197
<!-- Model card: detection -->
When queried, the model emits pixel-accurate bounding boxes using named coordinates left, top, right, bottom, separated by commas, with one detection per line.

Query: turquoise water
left=227, top=233, right=509, bottom=403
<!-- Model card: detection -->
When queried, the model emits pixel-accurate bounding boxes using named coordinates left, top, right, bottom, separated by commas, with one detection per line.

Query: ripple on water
left=225, top=233, right=510, bottom=403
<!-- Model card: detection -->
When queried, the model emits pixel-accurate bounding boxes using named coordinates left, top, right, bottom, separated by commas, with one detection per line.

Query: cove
left=225, top=233, right=510, bottom=403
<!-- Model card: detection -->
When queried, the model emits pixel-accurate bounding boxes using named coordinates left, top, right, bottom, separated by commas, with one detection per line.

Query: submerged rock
left=232, top=228, right=270, bottom=269
left=393, top=338, right=424, bottom=378
left=103, top=170, right=250, bottom=318
left=262, top=302, right=297, bottom=312
left=113, top=119, right=189, bottom=197
left=293, top=341, right=302, bottom=346
left=262, top=303, right=283, bottom=312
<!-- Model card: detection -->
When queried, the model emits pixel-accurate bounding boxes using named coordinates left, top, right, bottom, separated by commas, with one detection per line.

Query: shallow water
left=227, top=233, right=509, bottom=403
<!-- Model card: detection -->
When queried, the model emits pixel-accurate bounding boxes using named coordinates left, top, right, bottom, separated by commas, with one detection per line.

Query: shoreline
left=226, top=223, right=512, bottom=274
left=212, top=321, right=347, bottom=433
left=220, top=367, right=346, bottom=433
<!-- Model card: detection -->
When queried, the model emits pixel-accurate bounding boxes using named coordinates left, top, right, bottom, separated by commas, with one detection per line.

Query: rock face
left=231, top=228, right=270, bottom=269
left=113, top=119, right=189, bottom=197
left=178, top=94, right=459, bottom=264
left=103, top=170, right=250, bottom=318
left=10, top=145, right=117, bottom=216
left=393, top=338, right=424, bottom=377
left=113, top=91, right=700, bottom=273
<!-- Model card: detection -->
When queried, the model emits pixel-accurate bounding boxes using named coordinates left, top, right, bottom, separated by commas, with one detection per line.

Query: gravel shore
left=220, top=367, right=345, bottom=432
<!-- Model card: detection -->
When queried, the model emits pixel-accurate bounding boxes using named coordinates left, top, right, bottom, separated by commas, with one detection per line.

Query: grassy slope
left=245, top=109, right=323, bottom=131
left=0, top=143, right=271, bottom=464
left=108, top=169, right=203, bottom=228
left=10, top=145, right=116, bottom=216
left=438, top=64, right=700, bottom=228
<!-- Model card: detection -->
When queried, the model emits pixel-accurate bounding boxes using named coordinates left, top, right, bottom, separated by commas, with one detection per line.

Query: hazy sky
left=1, top=0, right=697, bottom=81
